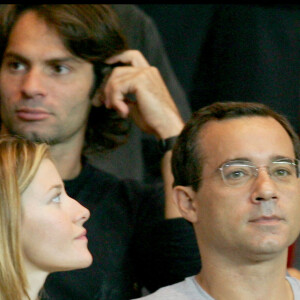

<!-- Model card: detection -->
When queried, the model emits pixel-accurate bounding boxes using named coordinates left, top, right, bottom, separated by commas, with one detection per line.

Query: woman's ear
left=173, top=186, right=198, bottom=223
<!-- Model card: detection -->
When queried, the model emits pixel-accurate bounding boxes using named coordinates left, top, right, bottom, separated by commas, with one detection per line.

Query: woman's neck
left=25, top=269, right=48, bottom=300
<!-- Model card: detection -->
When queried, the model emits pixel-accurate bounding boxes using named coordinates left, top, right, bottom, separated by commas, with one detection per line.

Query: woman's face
left=21, top=158, right=92, bottom=274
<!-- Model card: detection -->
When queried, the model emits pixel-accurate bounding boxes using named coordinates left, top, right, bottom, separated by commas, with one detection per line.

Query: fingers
left=103, top=66, right=145, bottom=118
left=100, top=50, right=184, bottom=137
left=101, top=50, right=150, bottom=117
left=105, top=49, right=150, bottom=67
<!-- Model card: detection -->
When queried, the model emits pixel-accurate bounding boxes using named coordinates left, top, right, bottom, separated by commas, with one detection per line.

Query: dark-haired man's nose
left=21, top=68, right=47, bottom=100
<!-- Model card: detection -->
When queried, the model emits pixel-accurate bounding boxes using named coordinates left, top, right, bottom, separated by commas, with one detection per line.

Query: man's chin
left=5, top=129, right=55, bottom=145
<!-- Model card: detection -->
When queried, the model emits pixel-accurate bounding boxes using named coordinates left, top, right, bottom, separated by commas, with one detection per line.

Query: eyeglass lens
left=221, top=160, right=298, bottom=186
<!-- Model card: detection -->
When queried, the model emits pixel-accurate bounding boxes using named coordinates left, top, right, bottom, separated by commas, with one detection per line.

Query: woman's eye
left=52, top=194, right=61, bottom=203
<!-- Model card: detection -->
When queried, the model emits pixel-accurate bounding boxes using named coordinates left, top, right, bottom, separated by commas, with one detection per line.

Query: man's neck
left=0, top=124, right=86, bottom=180
left=196, top=250, right=293, bottom=300
left=49, top=140, right=83, bottom=180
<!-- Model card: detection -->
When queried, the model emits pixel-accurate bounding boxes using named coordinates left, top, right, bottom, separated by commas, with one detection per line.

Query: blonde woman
left=0, top=136, right=92, bottom=300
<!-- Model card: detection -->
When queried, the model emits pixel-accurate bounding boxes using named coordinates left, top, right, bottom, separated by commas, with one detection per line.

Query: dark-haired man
left=0, top=4, right=200, bottom=300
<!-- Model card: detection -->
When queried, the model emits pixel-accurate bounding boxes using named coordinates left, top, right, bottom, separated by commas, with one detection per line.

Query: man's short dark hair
left=172, top=101, right=300, bottom=191
left=0, top=4, right=130, bottom=152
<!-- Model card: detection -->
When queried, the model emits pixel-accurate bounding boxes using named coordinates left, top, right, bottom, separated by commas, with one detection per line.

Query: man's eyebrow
left=219, top=156, right=296, bottom=168
left=220, top=158, right=251, bottom=165
left=3, top=52, right=28, bottom=63
left=271, top=155, right=295, bottom=162
left=46, top=57, right=84, bottom=64
left=3, top=51, right=83, bottom=64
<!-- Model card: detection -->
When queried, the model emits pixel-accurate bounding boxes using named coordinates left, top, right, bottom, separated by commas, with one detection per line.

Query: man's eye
left=227, top=170, right=247, bottom=179
left=224, top=165, right=251, bottom=180
left=7, top=61, right=26, bottom=71
left=271, top=161, right=296, bottom=178
left=52, top=65, right=70, bottom=74
left=273, top=168, right=291, bottom=177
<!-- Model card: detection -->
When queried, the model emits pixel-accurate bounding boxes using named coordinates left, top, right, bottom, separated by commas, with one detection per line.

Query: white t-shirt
left=133, top=276, right=300, bottom=300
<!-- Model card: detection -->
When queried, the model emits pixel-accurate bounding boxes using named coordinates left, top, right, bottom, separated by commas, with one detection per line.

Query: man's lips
left=249, top=215, right=284, bottom=225
left=16, top=108, right=51, bottom=121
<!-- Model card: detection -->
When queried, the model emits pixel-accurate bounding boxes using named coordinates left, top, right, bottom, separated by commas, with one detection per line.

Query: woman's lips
left=75, top=230, right=88, bottom=241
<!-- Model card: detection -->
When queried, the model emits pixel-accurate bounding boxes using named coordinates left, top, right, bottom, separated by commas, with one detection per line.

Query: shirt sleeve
left=126, top=180, right=201, bottom=293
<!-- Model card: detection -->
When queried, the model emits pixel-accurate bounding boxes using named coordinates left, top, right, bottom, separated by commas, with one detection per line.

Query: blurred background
left=138, top=4, right=300, bottom=134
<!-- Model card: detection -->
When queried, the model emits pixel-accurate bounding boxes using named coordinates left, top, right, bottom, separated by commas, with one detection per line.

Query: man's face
left=194, top=116, right=300, bottom=262
left=0, top=11, right=95, bottom=145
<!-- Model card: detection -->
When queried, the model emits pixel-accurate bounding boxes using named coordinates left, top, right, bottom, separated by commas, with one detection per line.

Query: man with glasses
left=135, top=101, right=300, bottom=299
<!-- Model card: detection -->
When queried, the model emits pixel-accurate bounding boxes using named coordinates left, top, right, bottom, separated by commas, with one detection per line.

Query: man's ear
left=173, top=186, right=198, bottom=223
left=91, top=87, right=104, bottom=107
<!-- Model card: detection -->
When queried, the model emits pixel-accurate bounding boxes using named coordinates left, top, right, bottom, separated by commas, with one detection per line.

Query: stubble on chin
left=2, top=124, right=58, bottom=145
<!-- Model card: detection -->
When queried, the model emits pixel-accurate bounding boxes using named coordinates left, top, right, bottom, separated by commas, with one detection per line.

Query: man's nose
left=21, top=68, right=47, bottom=99
left=250, top=168, right=278, bottom=203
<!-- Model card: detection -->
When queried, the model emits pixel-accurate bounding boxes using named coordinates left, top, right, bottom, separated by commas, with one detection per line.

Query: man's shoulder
left=287, top=276, right=300, bottom=298
left=82, top=162, right=154, bottom=191
left=133, top=276, right=209, bottom=300
left=65, top=161, right=121, bottom=190
left=82, top=162, right=121, bottom=184
left=75, top=162, right=150, bottom=195
left=67, top=162, right=163, bottom=205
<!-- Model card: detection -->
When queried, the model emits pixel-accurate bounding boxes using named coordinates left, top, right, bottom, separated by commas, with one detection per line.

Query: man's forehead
left=10, top=10, right=54, bottom=38
left=4, top=11, right=86, bottom=65
left=199, top=116, right=282, bottom=138
left=7, top=11, right=63, bottom=51
left=198, top=116, right=294, bottom=167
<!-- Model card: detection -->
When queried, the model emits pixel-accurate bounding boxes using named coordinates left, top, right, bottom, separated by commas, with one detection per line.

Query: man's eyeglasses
left=219, top=158, right=300, bottom=187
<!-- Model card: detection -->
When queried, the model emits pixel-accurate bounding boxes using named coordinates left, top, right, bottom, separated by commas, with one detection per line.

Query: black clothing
left=44, top=162, right=201, bottom=300
left=43, top=6, right=199, bottom=299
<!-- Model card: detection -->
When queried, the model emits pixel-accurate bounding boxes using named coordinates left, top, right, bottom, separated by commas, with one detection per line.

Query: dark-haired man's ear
left=173, top=186, right=198, bottom=223
left=91, top=87, right=104, bottom=107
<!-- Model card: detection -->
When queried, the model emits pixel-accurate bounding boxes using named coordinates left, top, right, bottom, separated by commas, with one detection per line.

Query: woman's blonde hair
left=0, top=136, right=49, bottom=300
